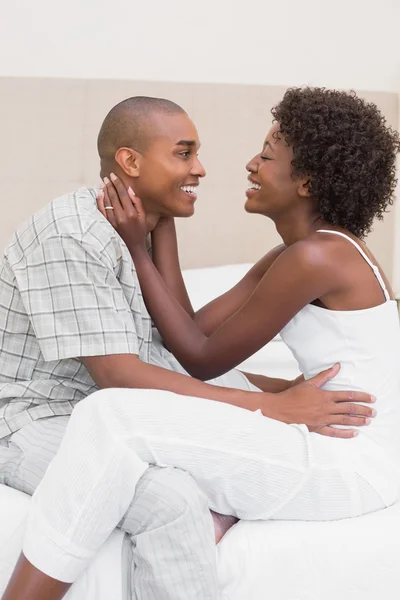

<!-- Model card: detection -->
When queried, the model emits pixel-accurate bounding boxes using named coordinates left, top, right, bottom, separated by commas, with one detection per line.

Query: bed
left=1, top=263, right=400, bottom=600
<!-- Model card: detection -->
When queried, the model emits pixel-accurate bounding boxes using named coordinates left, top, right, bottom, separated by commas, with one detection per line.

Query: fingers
left=333, top=402, right=376, bottom=418
left=127, top=186, right=145, bottom=216
left=110, top=173, right=134, bottom=212
left=307, top=363, right=340, bottom=389
left=103, top=176, right=123, bottom=215
left=328, top=415, right=371, bottom=427
left=334, top=390, right=376, bottom=405
left=102, top=180, right=118, bottom=228
left=97, top=189, right=107, bottom=219
left=317, top=426, right=359, bottom=439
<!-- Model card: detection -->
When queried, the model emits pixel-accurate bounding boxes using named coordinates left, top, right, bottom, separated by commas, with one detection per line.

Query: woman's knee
left=71, top=388, right=114, bottom=420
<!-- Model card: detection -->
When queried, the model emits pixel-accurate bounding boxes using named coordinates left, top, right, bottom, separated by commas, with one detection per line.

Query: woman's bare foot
left=211, top=510, right=239, bottom=544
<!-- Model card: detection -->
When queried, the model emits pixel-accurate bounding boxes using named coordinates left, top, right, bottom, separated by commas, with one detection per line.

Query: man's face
left=133, top=112, right=206, bottom=218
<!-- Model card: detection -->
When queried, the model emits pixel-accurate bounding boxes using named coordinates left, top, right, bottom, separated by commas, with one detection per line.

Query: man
left=0, top=97, right=375, bottom=600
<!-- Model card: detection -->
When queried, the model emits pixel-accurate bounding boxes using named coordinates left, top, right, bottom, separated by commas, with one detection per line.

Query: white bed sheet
left=2, top=483, right=400, bottom=600
left=217, top=500, right=400, bottom=599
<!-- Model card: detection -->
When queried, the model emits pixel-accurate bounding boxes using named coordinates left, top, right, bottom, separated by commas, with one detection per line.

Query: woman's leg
left=18, top=386, right=380, bottom=589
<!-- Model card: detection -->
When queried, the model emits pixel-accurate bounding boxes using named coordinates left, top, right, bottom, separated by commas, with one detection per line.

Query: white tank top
left=280, top=230, right=400, bottom=505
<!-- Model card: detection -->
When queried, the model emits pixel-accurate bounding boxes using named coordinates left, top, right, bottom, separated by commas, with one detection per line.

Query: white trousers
left=24, top=385, right=384, bottom=584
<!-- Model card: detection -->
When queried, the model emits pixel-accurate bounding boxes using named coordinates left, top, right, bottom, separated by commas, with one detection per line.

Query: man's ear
left=298, top=177, right=311, bottom=198
left=115, top=147, right=141, bottom=178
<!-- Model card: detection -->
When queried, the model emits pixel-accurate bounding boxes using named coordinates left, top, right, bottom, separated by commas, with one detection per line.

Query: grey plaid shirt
left=0, top=188, right=183, bottom=439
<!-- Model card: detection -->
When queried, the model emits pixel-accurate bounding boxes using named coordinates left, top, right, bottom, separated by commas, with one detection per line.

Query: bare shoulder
left=278, top=235, right=338, bottom=271
left=258, top=243, right=287, bottom=264
left=247, top=243, right=287, bottom=279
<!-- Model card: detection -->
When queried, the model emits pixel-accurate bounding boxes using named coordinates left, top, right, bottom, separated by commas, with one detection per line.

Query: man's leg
left=0, top=417, right=69, bottom=495
left=1, top=418, right=220, bottom=600
left=2, top=465, right=218, bottom=600
left=120, top=466, right=218, bottom=600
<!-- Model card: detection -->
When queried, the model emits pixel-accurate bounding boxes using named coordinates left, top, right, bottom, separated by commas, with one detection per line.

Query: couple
left=2, top=87, right=400, bottom=600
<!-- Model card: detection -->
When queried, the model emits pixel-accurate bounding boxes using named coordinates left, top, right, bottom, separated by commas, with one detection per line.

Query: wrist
left=127, top=241, right=148, bottom=258
left=214, top=387, right=263, bottom=412
left=259, top=392, right=283, bottom=419
left=242, top=371, right=291, bottom=394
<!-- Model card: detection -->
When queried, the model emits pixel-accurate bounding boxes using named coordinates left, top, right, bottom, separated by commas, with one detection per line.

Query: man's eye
left=180, top=151, right=190, bottom=158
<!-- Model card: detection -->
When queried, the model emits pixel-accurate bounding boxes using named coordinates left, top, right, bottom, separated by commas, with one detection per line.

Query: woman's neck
left=274, top=211, right=327, bottom=246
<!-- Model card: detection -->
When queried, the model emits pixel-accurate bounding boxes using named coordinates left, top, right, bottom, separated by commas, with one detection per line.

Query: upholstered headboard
left=1, top=77, right=398, bottom=279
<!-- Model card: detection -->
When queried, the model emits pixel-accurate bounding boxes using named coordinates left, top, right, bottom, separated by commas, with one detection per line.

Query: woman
left=95, top=86, right=400, bottom=519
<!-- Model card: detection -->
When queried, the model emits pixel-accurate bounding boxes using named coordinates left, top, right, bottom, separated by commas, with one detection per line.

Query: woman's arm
left=130, top=195, right=286, bottom=335
left=192, top=245, right=286, bottom=335
left=101, top=177, right=333, bottom=381
left=130, top=240, right=330, bottom=380
left=151, top=217, right=195, bottom=317
left=151, top=215, right=286, bottom=335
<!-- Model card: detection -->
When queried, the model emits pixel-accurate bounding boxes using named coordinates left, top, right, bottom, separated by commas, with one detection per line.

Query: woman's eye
left=260, top=155, right=271, bottom=161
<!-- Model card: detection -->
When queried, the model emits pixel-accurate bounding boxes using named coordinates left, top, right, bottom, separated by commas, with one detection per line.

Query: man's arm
left=241, top=371, right=295, bottom=393
left=81, top=354, right=258, bottom=410
left=81, top=355, right=376, bottom=439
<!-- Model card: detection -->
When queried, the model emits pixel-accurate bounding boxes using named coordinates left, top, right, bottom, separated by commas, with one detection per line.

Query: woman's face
left=245, top=123, right=306, bottom=218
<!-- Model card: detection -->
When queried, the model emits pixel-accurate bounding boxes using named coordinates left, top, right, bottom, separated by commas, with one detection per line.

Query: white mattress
left=2, top=483, right=400, bottom=599
left=217, top=502, right=400, bottom=599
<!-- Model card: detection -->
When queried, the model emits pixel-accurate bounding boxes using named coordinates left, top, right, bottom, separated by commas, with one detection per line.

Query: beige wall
left=0, top=77, right=398, bottom=280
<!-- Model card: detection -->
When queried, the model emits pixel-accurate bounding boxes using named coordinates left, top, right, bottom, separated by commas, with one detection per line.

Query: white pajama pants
left=24, top=386, right=384, bottom=585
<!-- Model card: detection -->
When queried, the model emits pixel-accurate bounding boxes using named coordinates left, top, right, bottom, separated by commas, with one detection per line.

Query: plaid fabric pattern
left=0, top=188, right=154, bottom=439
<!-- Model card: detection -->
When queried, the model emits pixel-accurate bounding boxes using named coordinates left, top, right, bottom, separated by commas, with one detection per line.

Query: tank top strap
left=316, top=229, right=390, bottom=301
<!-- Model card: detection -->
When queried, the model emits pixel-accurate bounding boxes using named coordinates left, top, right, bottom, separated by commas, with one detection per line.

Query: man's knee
left=121, top=466, right=210, bottom=535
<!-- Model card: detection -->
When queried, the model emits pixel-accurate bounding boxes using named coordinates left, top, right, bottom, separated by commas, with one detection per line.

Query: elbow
left=181, top=359, right=221, bottom=382
left=185, top=365, right=211, bottom=381
left=174, top=340, right=217, bottom=381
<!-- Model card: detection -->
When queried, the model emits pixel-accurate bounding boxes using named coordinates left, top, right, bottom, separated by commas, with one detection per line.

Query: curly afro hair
left=271, top=87, right=400, bottom=238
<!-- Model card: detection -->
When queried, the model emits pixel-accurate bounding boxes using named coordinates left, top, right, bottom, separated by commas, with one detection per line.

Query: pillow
left=182, top=263, right=281, bottom=341
left=182, top=263, right=254, bottom=310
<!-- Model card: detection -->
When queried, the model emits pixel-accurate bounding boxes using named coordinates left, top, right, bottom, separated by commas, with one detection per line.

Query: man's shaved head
left=97, top=96, right=205, bottom=221
left=97, top=96, right=186, bottom=162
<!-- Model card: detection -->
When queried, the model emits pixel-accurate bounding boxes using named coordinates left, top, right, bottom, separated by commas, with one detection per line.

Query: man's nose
left=192, top=156, right=206, bottom=178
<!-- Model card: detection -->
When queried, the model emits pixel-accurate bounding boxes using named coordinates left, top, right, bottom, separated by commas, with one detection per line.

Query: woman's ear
left=115, top=147, right=141, bottom=178
left=298, top=177, right=311, bottom=198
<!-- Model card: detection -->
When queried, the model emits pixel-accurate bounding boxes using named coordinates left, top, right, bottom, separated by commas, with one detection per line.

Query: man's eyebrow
left=176, top=140, right=197, bottom=147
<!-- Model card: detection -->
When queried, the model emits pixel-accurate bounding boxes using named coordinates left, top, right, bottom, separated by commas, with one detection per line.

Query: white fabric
left=217, top=498, right=400, bottom=599
left=317, top=229, right=391, bottom=301
left=22, top=385, right=384, bottom=583
left=280, top=230, right=400, bottom=504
